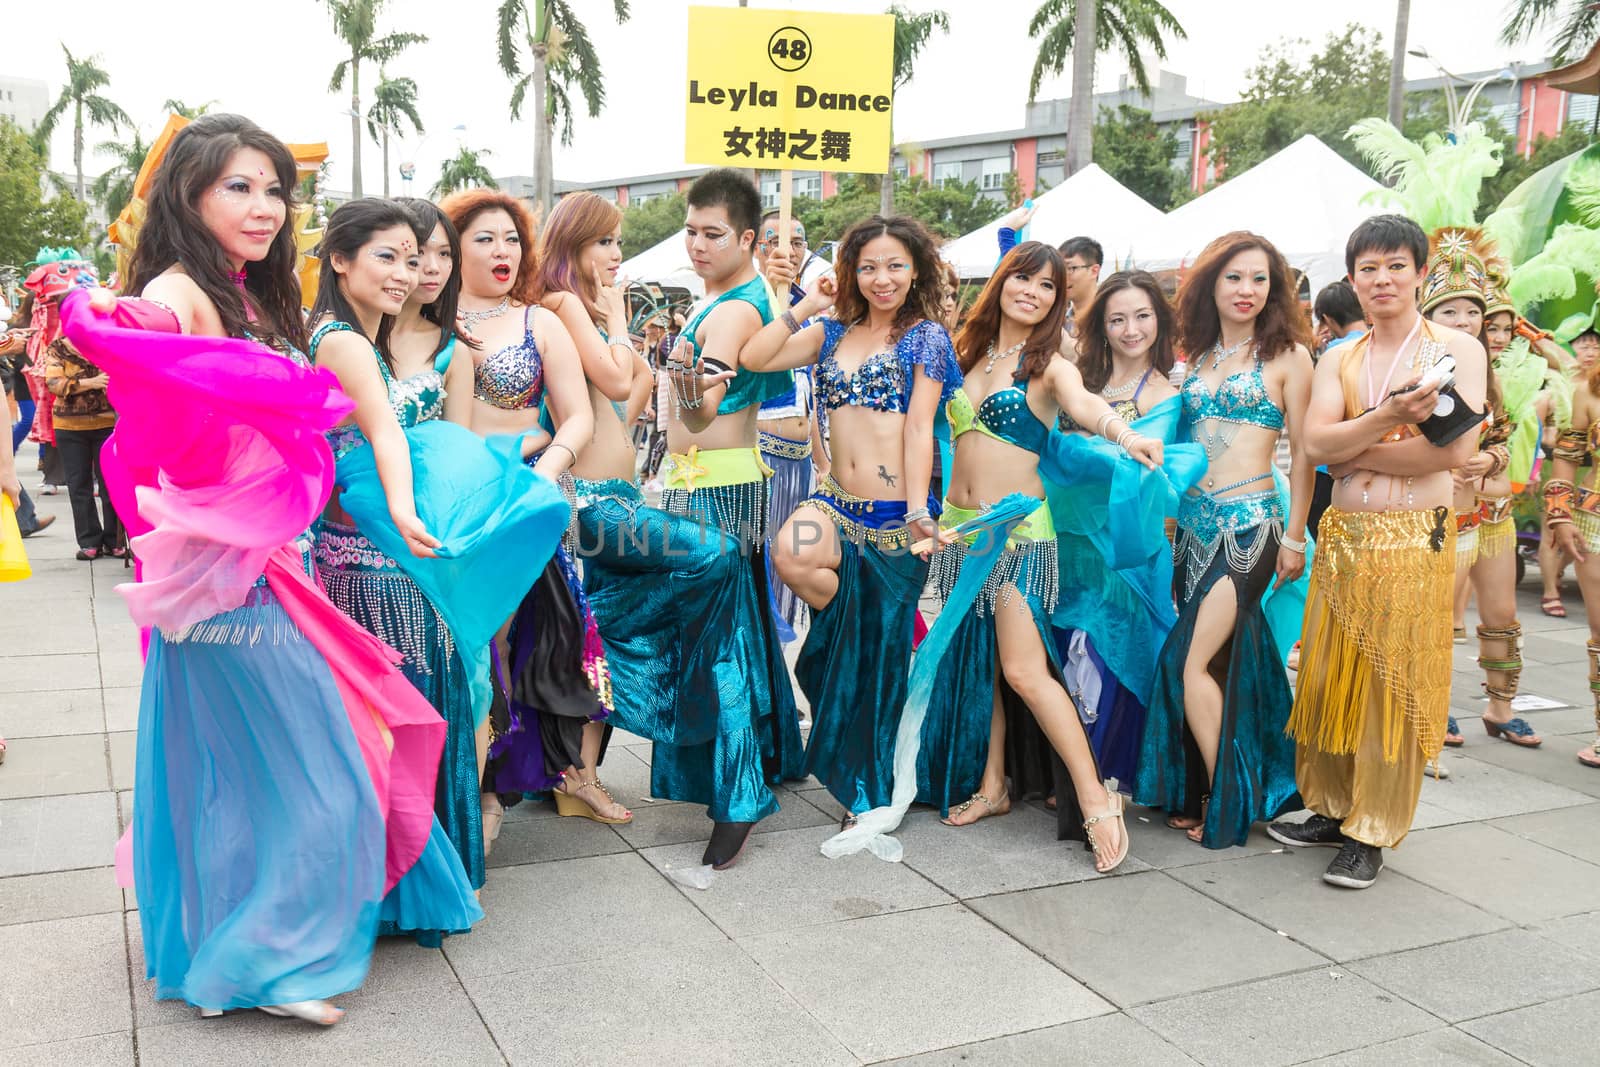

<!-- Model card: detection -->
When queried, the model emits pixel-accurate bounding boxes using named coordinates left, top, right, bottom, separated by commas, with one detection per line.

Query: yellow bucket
left=0, top=495, right=32, bottom=582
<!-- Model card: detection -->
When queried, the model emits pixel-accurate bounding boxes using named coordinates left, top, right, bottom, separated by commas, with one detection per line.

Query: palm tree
left=91, top=132, right=149, bottom=221
left=325, top=0, right=427, bottom=197
left=431, top=146, right=498, bottom=197
left=1501, top=0, right=1600, bottom=64
left=37, top=45, right=133, bottom=202
left=1025, top=0, right=1186, bottom=177
left=497, top=0, right=631, bottom=214
left=1388, top=1, right=1411, bottom=129
left=883, top=5, right=950, bottom=216
left=162, top=98, right=217, bottom=119
left=367, top=73, right=424, bottom=197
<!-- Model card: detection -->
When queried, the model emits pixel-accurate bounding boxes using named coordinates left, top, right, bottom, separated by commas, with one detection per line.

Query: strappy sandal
left=259, top=1000, right=344, bottom=1026
left=1483, top=716, right=1542, bottom=748
left=1541, top=596, right=1567, bottom=618
left=1184, top=795, right=1211, bottom=844
left=1578, top=743, right=1600, bottom=768
left=941, top=790, right=1010, bottom=827
left=480, top=796, right=505, bottom=857
left=1443, top=716, right=1465, bottom=747
left=1084, top=792, right=1130, bottom=874
left=553, top=777, right=633, bottom=824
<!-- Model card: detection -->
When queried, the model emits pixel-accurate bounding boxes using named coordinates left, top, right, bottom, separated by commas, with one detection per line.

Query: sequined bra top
left=1059, top=368, right=1153, bottom=432
left=473, top=305, right=544, bottom=410
left=947, top=374, right=1051, bottom=455
left=814, top=319, right=959, bottom=414
left=1181, top=359, right=1285, bottom=432
left=309, top=320, right=451, bottom=458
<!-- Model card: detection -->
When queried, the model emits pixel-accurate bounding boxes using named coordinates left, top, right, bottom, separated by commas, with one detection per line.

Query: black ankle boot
left=702, top=821, right=754, bottom=870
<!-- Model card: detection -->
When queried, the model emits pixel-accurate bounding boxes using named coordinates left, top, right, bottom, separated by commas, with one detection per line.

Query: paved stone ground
left=4, top=471, right=1599, bottom=1066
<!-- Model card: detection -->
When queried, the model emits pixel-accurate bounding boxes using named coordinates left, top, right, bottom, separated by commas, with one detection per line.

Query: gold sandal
left=1083, top=792, right=1130, bottom=874
left=554, top=777, right=633, bottom=825
left=941, top=789, right=1010, bottom=827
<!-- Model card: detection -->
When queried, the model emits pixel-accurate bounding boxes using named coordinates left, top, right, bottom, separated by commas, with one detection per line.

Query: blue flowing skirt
left=317, top=521, right=488, bottom=914
left=134, top=587, right=384, bottom=1009
left=578, top=480, right=777, bottom=823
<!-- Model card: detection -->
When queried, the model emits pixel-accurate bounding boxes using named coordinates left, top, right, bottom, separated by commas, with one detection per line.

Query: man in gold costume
left=1271, top=215, right=1488, bottom=889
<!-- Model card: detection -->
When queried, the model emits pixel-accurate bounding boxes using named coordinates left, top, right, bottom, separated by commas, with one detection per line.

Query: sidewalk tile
left=2, top=689, right=103, bottom=739
left=969, top=870, right=1322, bottom=1007
left=102, top=686, right=140, bottom=733
left=1304, top=1027, right=1521, bottom=1064
left=1459, top=988, right=1600, bottom=1065
left=894, top=806, right=1150, bottom=899
left=638, top=824, right=952, bottom=937
left=882, top=1013, right=1196, bottom=1065
left=1131, top=969, right=1437, bottom=1067
left=740, top=904, right=1111, bottom=1062
left=0, top=913, right=130, bottom=1050
left=1387, top=823, right=1600, bottom=921
left=135, top=986, right=501, bottom=1066
left=0, top=606, right=98, bottom=657
left=0, top=734, right=109, bottom=799
left=614, top=785, right=832, bottom=850
left=5, top=1031, right=134, bottom=1066
left=0, top=653, right=99, bottom=694
left=0, top=866, right=120, bottom=926
left=0, top=792, right=119, bottom=876
left=464, top=939, right=854, bottom=1067
left=1492, top=801, right=1600, bottom=865
left=1349, top=928, right=1600, bottom=1023
left=107, top=731, right=135, bottom=791
left=1119, top=810, right=1279, bottom=870
left=482, top=809, right=630, bottom=869
left=444, top=852, right=723, bottom=979
left=1168, top=850, right=1507, bottom=962
left=1414, top=755, right=1592, bottom=821
left=1459, top=740, right=1600, bottom=799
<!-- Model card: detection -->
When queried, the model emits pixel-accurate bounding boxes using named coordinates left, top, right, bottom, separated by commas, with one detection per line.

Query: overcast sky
left=6, top=0, right=1561, bottom=195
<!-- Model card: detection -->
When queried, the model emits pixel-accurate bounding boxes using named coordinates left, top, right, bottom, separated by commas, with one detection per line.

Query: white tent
left=940, top=163, right=1165, bottom=280
left=621, top=230, right=704, bottom=296
left=1129, top=135, right=1385, bottom=294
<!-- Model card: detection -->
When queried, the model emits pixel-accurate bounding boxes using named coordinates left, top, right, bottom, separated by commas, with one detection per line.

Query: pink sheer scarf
left=63, top=291, right=442, bottom=892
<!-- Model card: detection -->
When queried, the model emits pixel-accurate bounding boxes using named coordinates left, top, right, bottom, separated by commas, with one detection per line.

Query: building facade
left=0, top=76, right=50, bottom=133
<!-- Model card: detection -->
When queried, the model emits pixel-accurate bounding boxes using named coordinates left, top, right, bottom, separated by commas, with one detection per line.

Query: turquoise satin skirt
left=797, top=534, right=927, bottom=815
left=1134, top=520, right=1302, bottom=848
left=580, top=479, right=781, bottom=823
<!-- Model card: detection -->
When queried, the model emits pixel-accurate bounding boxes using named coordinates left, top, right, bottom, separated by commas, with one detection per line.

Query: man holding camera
left=1271, top=216, right=1488, bottom=889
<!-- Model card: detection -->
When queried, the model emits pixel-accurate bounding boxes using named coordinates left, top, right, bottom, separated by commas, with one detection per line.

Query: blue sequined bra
left=814, top=318, right=959, bottom=414
left=473, top=305, right=544, bottom=411
left=947, top=375, right=1051, bottom=455
left=310, top=320, right=451, bottom=458
left=1181, top=359, right=1285, bottom=431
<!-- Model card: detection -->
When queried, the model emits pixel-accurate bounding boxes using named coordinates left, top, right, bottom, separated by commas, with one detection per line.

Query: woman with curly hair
left=742, top=215, right=960, bottom=825
left=1134, top=231, right=1314, bottom=849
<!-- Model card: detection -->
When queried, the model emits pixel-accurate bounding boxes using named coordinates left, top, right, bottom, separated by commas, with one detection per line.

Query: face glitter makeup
left=712, top=232, right=731, bottom=250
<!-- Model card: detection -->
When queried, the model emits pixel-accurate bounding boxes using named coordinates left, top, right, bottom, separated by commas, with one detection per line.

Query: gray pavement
left=3, top=475, right=1599, bottom=1065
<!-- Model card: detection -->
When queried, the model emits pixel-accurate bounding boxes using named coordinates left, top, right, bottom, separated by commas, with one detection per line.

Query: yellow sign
left=684, top=6, right=894, bottom=173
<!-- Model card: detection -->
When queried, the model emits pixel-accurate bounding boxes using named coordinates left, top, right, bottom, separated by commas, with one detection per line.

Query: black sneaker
left=1267, top=813, right=1344, bottom=848
left=1323, top=840, right=1384, bottom=889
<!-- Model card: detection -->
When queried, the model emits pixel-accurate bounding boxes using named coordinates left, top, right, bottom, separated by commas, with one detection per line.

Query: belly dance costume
left=475, top=307, right=614, bottom=797
left=1051, top=371, right=1179, bottom=787
left=60, top=292, right=453, bottom=1011
left=312, top=322, right=561, bottom=921
left=758, top=366, right=815, bottom=639
left=659, top=274, right=806, bottom=793
left=918, top=376, right=1093, bottom=841
left=1549, top=421, right=1600, bottom=760
left=1134, top=356, right=1301, bottom=848
left=796, top=319, right=958, bottom=815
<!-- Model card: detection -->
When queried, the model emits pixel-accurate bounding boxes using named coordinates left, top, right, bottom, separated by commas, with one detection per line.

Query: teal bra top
left=310, top=320, right=454, bottom=457
left=1181, top=358, right=1285, bottom=432
left=682, top=273, right=793, bottom=415
left=947, top=374, right=1051, bottom=455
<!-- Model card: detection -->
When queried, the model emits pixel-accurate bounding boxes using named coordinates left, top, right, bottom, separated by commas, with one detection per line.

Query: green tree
left=1501, top=0, right=1599, bottom=65
left=90, top=131, right=149, bottom=222
left=497, top=0, right=632, bottom=215
left=162, top=99, right=216, bottom=119
left=1092, top=104, right=1180, bottom=208
left=619, top=192, right=688, bottom=258
left=0, top=119, right=91, bottom=270
left=366, top=73, right=424, bottom=197
left=792, top=174, right=1004, bottom=246
left=431, top=146, right=497, bottom=197
left=1027, top=0, right=1186, bottom=177
left=1204, top=25, right=1392, bottom=175
left=325, top=0, right=427, bottom=198
left=36, top=45, right=132, bottom=203
left=883, top=5, right=950, bottom=216
left=1481, top=121, right=1595, bottom=212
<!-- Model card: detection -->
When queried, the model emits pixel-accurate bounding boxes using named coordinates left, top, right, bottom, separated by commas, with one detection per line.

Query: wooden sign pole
left=778, top=169, right=794, bottom=257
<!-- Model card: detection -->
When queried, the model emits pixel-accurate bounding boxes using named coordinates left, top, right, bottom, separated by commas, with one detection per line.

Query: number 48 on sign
left=684, top=6, right=895, bottom=173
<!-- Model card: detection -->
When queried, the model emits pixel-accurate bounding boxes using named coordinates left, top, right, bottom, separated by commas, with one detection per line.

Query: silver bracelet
left=1280, top=535, right=1307, bottom=553
left=1116, top=429, right=1139, bottom=450
left=1094, top=411, right=1119, bottom=437
left=904, top=506, right=931, bottom=524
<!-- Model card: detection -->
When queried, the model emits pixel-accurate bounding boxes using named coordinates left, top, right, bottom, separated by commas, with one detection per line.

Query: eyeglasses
left=1063, top=263, right=1094, bottom=276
